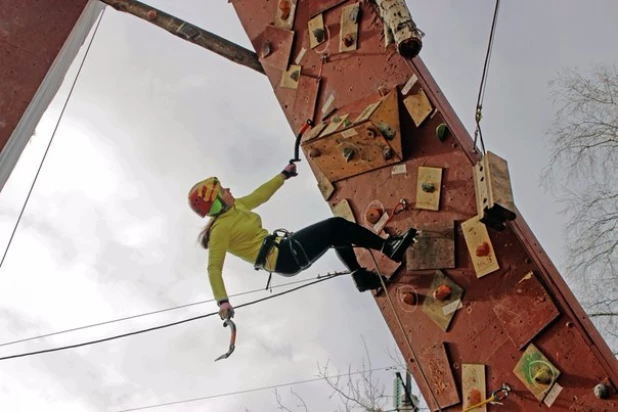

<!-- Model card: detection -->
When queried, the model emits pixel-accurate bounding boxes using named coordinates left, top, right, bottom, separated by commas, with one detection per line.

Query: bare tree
left=543, top=64, right=618, bottom=353
left=274, top=387, right=309, bottom=412
left=270, top=338, right=423, bottom=411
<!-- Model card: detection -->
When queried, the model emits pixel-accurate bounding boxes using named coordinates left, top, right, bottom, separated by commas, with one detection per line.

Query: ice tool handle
left=289, top=119, right=314, bottom=176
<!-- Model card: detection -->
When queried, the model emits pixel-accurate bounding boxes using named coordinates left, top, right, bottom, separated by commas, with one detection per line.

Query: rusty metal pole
left=98, top=0, right=265, bottom=75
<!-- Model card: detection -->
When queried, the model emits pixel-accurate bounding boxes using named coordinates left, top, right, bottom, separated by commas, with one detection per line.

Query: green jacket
left=208, top=174, right=286, bottom=303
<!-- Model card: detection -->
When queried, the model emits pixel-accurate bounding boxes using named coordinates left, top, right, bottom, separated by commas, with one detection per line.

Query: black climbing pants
left=274, top=217, right=385, bottom=276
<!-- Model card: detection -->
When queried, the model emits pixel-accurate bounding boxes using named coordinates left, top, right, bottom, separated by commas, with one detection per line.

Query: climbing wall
left=229, top=0, right=618, bottom=410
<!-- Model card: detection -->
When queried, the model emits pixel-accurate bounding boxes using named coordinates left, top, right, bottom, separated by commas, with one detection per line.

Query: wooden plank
left=330, top=199, right=356, bottom=222
left=259, top=25, right=295, bottom=71
left=492, top=271, right=561, bottom=349
left=303, top=121, right=327, bottom=142
left=320, top=113, right=349, bottom=136
left=392, top=163, right=407, bottom=175
left=339, top=3, right=360, bottom=53
left=354, top=100, right=382, bottom=124
left=308, top=13, right=326, bottom=48
left=513, top=343, right=561, bottom=402
left=544, top=382, right=564, bottom=407
left=419, top=342, right=460, bottom=409
left=368, top=88, right=403, bottom=159
left=302, top=120, right=402, bottom=182
left=461, top=215, right=500, bottom=278
left=421, top=270, right=464, bottom=332
left=406, top=220, right=455, bottom=271
left=279, top=64, right=301, bottom=89
left=317, top=174, right=335, bottom=200
left=473, top=151, right=517, bottom=231
left=401, top=73, right=419, bottom=95
left=462, top=364, right=487, bottom=412
left=292, top=76, right=320, bottom=131
left=415, top=166, right=442, bottom=211
left=403, top=89, right=433, bottom=127
left=274, top=0, right=298, bottom=30
left=484, top=151, right=517, bottom=220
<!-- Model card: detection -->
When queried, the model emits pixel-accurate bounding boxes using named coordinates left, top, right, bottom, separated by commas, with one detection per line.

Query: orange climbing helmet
left=188, top=177, right=226, bottom=217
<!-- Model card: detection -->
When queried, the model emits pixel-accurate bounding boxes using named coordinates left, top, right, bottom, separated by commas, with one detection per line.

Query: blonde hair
left=198, top=217, right=216, bottom=249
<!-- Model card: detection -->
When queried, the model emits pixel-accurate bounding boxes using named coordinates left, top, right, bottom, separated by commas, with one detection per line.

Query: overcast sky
left=1, top=1, right=617, bottom=411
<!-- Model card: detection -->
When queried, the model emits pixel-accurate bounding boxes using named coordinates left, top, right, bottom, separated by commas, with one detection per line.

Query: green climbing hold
left=436, top=123, right=448, bottom=142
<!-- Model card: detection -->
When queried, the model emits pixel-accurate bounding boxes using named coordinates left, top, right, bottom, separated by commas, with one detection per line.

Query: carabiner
left=490, top=383, right=511, bottom=402
left=214, top=318, right=237, bottom=361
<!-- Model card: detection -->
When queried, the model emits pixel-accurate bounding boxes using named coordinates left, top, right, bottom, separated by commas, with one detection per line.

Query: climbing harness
left=253, top=119, right=315, bottom=288
left=214, top=316, right=237, bottom=361
left=461, top=383, right=511, bottom=411
left=288, top=119, right=314, bottom=176
left=255, top=228, right=313, bottom=291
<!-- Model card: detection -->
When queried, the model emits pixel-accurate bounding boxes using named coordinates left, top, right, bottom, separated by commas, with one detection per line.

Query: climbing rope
left=369, top=250, right=444, bottom=412
left=461, top=383, right=511, bottom=411
left=0, top=270, right=349, bottom=361
left=0, top=8, right=106, bottom=270
left=473, top=0, right=501, bottom=155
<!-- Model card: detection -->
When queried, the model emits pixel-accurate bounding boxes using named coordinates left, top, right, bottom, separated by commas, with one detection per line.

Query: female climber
left=187, top=163, right=416, bottom=320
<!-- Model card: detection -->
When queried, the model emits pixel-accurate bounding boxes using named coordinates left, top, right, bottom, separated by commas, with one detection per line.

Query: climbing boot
left=381, top=228, right=417, bottom=262
left=351, top=268, right=387, bottom=292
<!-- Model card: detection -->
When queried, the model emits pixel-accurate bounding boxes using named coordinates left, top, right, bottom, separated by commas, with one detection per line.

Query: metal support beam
left=98, top=0, right=265, bottom=75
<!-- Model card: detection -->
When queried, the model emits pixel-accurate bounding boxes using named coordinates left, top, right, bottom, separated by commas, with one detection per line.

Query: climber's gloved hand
left=218, top=300, right=234, bottom=320
left=281, top=163, right=297, bottom=179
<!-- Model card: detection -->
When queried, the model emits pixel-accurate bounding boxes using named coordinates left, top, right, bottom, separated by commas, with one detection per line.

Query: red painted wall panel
left=0, top=0, right=90, bottom=154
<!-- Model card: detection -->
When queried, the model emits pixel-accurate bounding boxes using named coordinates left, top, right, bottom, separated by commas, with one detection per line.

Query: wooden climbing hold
left=421, top=182, right=435, bottom=193
left=339, top=3, right=360, bottom=52
left=433, top=284, right=452, bottom=301
left=467, top=389, right=482, bottom=406
left=279, top=0, right=291, bottom=20
left=533, top=367, right=554, bottom=385
left=365, top=207, right=383, bottom=224
left=309, top=148, right=321, bottom=158
left=308, top=14, right=326, bottom=48
left=275, top=0, right=297, bottom=30
left=343, top=33, right=355, bottom=47
left=475, top=241, right=490, bottom=257
left=383, top=147, right=394, bottom=160
left=594, top=383, right=609, bottom=399
left=415, top=166, right=442, bottom=211
left=402, top=291, right=416, bottom=305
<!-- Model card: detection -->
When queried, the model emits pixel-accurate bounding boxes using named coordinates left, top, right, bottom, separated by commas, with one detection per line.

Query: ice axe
left=288, top=119, right=314, bottom=176
left=214, top=317, right=237, bottom=361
